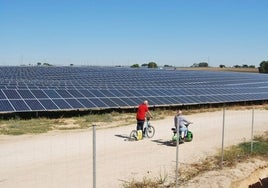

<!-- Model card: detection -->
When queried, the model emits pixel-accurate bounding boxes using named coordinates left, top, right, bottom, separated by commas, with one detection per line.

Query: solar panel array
left=0, top=66, right=268, bottom=113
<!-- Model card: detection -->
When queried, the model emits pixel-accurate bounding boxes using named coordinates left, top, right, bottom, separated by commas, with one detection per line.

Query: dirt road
left=0, top=109, right=267, bottom=188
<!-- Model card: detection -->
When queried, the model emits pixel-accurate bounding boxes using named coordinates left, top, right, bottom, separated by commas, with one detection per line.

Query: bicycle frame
left=129, top=117, right=155, bottom=141
left=171, top=123, right=193, bottom=143
left=143, top=118, right=150, bottom=131
left=143, top=117, right=155, bottom=138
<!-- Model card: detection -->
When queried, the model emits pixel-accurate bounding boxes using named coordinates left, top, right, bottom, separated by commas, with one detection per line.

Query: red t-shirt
left=136, top=103, right=148, bottom=121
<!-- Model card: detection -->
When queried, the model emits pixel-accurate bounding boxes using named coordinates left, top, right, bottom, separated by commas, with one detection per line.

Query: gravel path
left=0, top=109, right=267, bottom=188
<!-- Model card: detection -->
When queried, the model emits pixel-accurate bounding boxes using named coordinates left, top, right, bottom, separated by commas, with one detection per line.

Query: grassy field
left=0, top=104, right=267, bottom=136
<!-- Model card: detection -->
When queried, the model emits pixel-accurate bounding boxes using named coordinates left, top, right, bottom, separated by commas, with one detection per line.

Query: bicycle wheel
left=129, top=130, right=138, bottom=141
left=185, top=131, right=193, bottom=142
left=146, top=125, right=155, bottom=138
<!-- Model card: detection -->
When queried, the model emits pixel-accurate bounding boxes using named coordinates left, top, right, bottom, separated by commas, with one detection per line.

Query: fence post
left=93, top=124, right=96, bottom=188
left=175, top=129, right=179, bottom=188
left=220, top=108, right=225, bottom=169
left=251, top=108, right=255, bottom=153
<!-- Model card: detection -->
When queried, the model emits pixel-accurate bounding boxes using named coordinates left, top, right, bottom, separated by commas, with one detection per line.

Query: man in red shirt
left=136, top=100, right=152, bottom=132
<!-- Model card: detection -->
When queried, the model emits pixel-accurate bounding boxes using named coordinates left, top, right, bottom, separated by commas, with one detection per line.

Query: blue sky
left=1, top=0, right=268, bottom=67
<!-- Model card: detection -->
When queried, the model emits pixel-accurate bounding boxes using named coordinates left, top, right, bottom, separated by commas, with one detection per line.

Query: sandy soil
left=0, top=109, right=267, bottom=188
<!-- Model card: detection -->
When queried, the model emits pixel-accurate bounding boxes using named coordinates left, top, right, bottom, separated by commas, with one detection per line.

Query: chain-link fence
left=91, top=107, right=267, bottom=188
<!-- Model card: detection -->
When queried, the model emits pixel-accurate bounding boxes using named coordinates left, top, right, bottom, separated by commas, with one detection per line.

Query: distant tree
left=164, top=64, right=173, bottom=67
left=219, top=64, right=225, bottom=68
left=259, top=61, right=268, bottom=73
left=43, top=63, right=52, bottom=66
left=249, top=65, right=255, bottom=68
left=233, top=65, right=241, bottom=68
left=70, top=64, right=74, bottom=66
left=198, top=62, right=208, bottom=67
left=37, top=62, right=42, bottom=66
left=242, top=64, right=248, bottom=68
left=141, top=63, right=148, bottom=67
left=131, top=64, right=139, bottom=68
left=148, top=62, right=158, bottom=68
left=191, top=63, right=199, bottom=67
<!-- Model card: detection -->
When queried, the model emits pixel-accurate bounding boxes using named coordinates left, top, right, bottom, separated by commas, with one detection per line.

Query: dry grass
left=0, top=104, right=267, bottom=135
left=121, top=171, right=169, bottom=188
left=177, top=67, right=259, bottom=73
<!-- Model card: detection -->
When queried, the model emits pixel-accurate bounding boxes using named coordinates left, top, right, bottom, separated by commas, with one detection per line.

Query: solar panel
left=163, top=97, right=179, bottom=104
left=139, top=90, right=153, bottom=97
left=120, top=97, right=137, bottom=106
left=0, top=100, right=14, bottom=111
left=146, top=97, right=161, bottom=106
left=171, top=96, right=185, bottom=104
left=25, top=99, right=45, bottom=110
left=53, top=99, right=72, bottom=109
left=67, top=89, right=84, bottom=98
left=99, top=90, right=117, bottom=97
left=109, top=89, right=125, bottom=97
left=31, top=90, right=48, bottom=98
left=127, top=90, right=144, bottom=97
left=129, top=97, right=144, bottom=105
left=156, top=97, right=176, bottom=105
left=17, top=90, right=35, bottom=99
left=77, top=99, right=97, bottom=108
left=100, top=98, right=118, bottom=107
left=88, top=98, right=108, bottom=108
left=89, top=90, right=105, bottom=97
left=151, top=96, right=165, bottom=104
left=9, top=100, right=30, bottom=111
left=56, top=90, right=73, bottom=98
left=79, top=90, right=96, bottom=98
left=3, top=90, right=21, bottom=99
left=0, top=90, right=7, bottom=99
left=0, top=66, right=267, bottom=113
left=118, top=89, right=134, bottom=97
left=65, top=99, right=84, bottom=108
left=109, top=98, right=129, bottom=107
left=148, top=89, right=161, bottom=96
left=43, top=90, right=61, bottom=99
left=39, top=99, right=59, bottom=110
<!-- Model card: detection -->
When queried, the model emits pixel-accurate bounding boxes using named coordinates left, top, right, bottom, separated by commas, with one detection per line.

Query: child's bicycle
left=129, top=117, right=155, bottom=141
left=171, top=122, right=193, bottom=144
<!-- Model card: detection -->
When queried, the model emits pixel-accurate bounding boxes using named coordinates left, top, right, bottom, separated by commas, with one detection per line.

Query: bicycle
left=171, top=122, right=193, bottom=144
left=129, top=117, right=155, bottom=141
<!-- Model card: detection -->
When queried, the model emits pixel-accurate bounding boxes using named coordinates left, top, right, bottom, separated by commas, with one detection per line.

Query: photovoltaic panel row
left=1, top=67, right=268, bottom=90
left=1, top=92, right=268, bottom=112
left=0, top=97, right=136, bottom=112
left=1, top=88, right=268, bottom=100
left=0, top=66, right=268, bottom=113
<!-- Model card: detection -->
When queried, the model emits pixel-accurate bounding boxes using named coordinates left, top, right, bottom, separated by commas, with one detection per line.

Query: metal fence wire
left=91, top=107, right=267, bottom=188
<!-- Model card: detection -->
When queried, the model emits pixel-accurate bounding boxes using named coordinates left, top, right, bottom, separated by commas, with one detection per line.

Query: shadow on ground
left=114, top=134, right=136, bottom=141
left=114, top=134, right=129, bottom=139
left=151, top=139, right=184, bottom=146
left=249, top=177, right=268, bottom=188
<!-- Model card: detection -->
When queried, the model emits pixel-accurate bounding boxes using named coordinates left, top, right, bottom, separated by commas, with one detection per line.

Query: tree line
left=34, top=60, right=268, bottom=73
left=131, top=61, right=268, bottom=73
